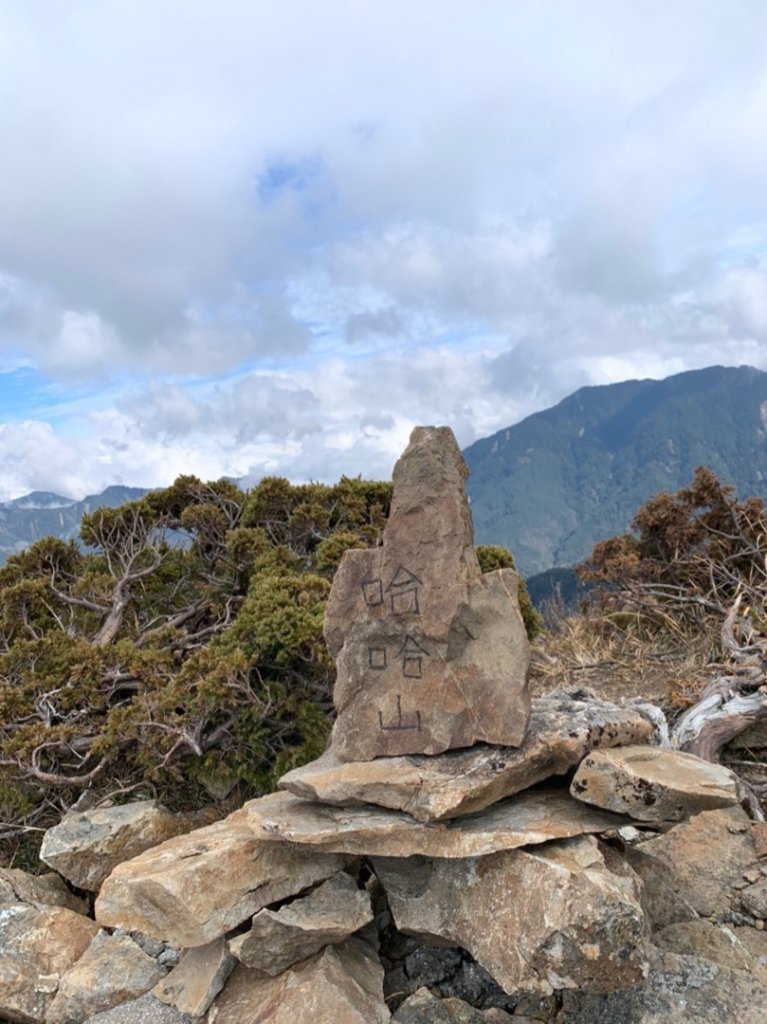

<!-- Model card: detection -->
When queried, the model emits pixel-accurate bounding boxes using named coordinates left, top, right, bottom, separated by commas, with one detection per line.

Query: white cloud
left=1, top=2, right=767, bottom=495
left=0, top=422, right=87, bottom=500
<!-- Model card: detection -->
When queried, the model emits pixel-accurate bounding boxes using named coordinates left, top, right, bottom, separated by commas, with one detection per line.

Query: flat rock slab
left=0, top=866, right=88, bottom=915
left=246, top=788, right=627, bottom=858
left=153, top=938, right=235, bottom=1018
left=327, top=426, right=531, bottom=760
left=280, top=690, right=653, bottom=821
left=207, top=933, right=389, bottom=1024
left=40, top=800, right=201, bottom=892
left=47, top=931, right=166, bottom=1024
left=375, top=835, right=647, bottom=997
left=230, top=871, right=373, bottom=976
left=95, top=808, right=346, bottom=948
left=571, top=745, right=742, bottom=821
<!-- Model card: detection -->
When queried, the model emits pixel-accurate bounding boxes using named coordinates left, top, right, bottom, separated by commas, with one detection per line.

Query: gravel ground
left=84, top=994, right=193, bottom=1024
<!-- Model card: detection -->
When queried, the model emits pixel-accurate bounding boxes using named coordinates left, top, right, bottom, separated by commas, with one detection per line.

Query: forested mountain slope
left=465, top=365, right=767, bottom=575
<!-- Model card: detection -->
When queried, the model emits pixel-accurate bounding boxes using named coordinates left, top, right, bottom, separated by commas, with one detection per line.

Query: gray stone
left=560, top=947, right=767, bottom=1024
left=207, top=932, right=389, bottom=1023
left=41, top=801, right=197, bottom=892
left=375, top=835, right=648, bottom=996
left=156, top=950, right=181, bottom=969
left=46, top=931, right=166, bottom=1024
left=153, top=938, right=235, bottom=1017
left=229, top=871, right=372, bottom=975
left=403, top=947, right=462, bottom=989
left=327, top=426, right=530, bottom=760
left=246, top=787, right=626, bottom=858
left=95, top=807, right=345, bottom=947
left=571, top=745, right=741, bottom=822
left=84, top=993, right=193, bottom=1024
left=280, top=689, right=653, bottom=822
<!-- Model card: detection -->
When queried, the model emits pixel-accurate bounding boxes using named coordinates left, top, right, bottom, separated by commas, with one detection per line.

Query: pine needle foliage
left=0, top=473, right=536, bottom=865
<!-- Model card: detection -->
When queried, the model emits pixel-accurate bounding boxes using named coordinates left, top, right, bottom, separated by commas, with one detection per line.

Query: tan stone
left=229, top=872, right=372, bottom=976
left=207, top=932, right=389, bottom=1024
left=40, top=800, right=200, bottom=892
left=95, top=808, right=345, bottom=948
left=0, top=867, right=87, bottom=915
left=246, top=788, right=626, bottom=858
left=653, top=919, right=755, bottom=971
left=47, top=931, right=165, bottom=1024
left=153, top=938, right=235, bottom=1017
left=732, top=925, right=767, bottom=982
left=741, top=878, right=767, bottom=919
left=753, top=821, right=767, bottom=859
left=327, top=427, right=530, bottom=760
left=375, top=835, right=647, bottom=996
left=0, top=901, right=98, bottom=1024
left=392, top=987, right=513, bottom=1022
left=570, top=745, right=741, bottom=822
left=280, top=689, right=653, bottom=821
left=626, top=806, right=757, bottom=928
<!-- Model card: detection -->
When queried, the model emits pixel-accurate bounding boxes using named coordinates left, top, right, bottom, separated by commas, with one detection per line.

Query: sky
left=1, top=1, right=767, bottom=500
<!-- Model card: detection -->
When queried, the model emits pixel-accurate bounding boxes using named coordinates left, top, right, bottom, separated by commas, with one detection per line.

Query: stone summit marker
left=326, top=425, right=531, bottom=760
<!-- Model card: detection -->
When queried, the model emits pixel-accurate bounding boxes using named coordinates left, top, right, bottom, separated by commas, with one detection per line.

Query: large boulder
left=95, top=808, right=346, bottom=947
left=229, top=871, right=372, bottom=976
left=46, top=931, right=165, bottom=1024
left=0, top=870, right=98, bottom=1024
left=207, top=932, right=389, bottom=1024
left=327, top=426, right=530, bottom=760
left=280, top=690, right=653, bottom=821
left=570, top=745, right=741, bottom=822
left=375, top=835, right=648, bottom=997
left=626, top=806, right=758, bottom=929
left=246, top=788, right=625, bottom=858
left=40, top=801, right=205, bottom=892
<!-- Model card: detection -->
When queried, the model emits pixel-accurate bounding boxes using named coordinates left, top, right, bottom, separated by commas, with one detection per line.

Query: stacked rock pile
left=3, top=427, right=767, bottom=1024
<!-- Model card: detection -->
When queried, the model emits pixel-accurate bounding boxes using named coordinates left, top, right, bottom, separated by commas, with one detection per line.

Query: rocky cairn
left=4, top=426, right=767, bottom=1024
left=327, top=426, right=531, bottom=760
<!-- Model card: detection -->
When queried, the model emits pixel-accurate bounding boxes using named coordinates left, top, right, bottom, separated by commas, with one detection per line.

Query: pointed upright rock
left=327, top=426, right=530, bottom=760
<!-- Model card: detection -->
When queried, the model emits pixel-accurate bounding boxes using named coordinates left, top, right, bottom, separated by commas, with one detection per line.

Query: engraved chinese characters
left=325, top=426, right=531, bottom=761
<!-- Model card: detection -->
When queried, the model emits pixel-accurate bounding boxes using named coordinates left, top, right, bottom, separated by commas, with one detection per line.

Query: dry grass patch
left=530, top=608, right=719, bottom=709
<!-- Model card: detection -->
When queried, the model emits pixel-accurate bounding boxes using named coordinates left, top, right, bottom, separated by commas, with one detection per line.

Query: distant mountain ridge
left=465, top=364, right=767, bottom=575
left=6, top=365, right=767, bottom=576
left=0, top=485, right=149, bottom=564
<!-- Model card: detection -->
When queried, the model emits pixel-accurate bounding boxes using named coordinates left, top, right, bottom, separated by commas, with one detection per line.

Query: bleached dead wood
left=626, top=596, right=767, bottom=820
